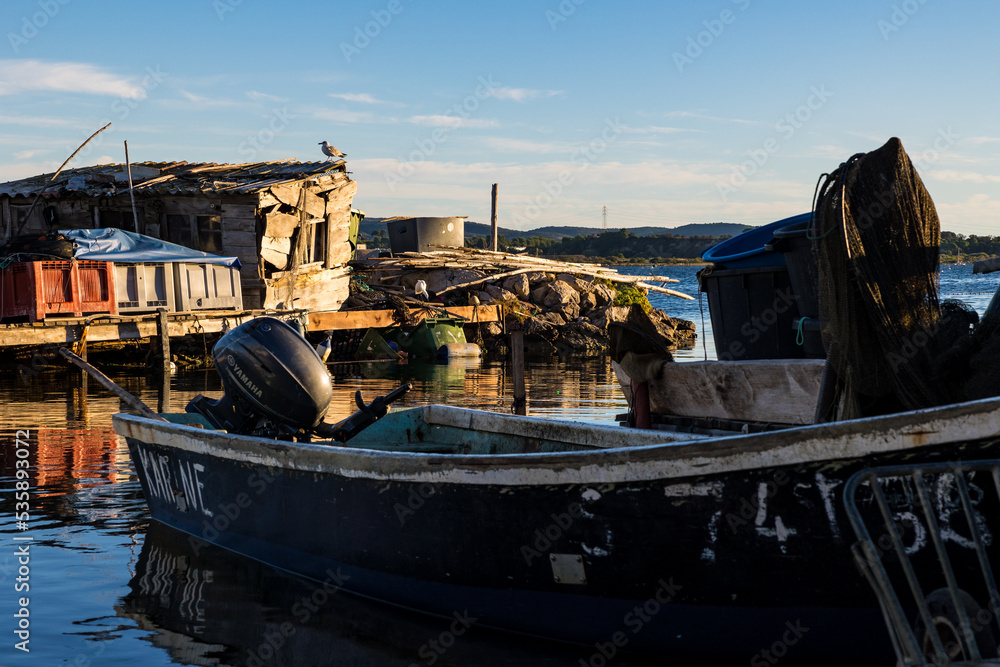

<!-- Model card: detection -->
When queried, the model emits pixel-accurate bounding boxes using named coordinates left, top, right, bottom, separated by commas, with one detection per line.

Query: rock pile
left=351, top=249, right=697, bottom=356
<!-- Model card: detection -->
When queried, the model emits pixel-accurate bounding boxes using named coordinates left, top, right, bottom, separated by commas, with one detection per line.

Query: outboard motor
left=187, top=317, right=333, bottom=438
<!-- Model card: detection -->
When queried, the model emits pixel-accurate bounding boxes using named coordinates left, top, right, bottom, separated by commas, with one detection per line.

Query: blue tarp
left=59, top=228, right=241, bottom=269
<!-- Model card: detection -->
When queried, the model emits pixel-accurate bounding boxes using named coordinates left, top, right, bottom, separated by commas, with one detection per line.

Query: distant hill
left=359, top=218, right=749, bottom=240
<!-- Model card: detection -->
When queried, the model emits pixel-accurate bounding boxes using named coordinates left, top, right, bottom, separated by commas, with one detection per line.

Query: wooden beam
left=309, top=305, right=501, bottom=331
left=613, top=358, right=825, bottom=426
left=0, top=311, right=257, bottom=348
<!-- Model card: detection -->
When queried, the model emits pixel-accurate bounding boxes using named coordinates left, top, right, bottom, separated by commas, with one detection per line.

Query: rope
left=796, top=317, right=810, bottom=346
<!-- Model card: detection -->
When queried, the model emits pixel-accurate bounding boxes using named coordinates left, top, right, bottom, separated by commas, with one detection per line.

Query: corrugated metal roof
left=0, top=159, right=349, bottom=198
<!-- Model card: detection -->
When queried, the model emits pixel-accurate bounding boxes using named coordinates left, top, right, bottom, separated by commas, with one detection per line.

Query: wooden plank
left=222, top=229, right=257, bottom=249
left=328, top=241, right=352, bottom=267
left=614, top=358, right=825, bottom=426
left=303, top=190, right=325, bottom=219
left=162, top=197, right=215, bottom=215
left=264, top=211, right=298, bottom=239
left=325, top=181, right=357, bottom=268
left=309, top=305, right=502, bottom=331
left=257, top=191, right=280, bottom=208
left=261, top=236, right=290, bottom=269
left=0, top=312, right=258, bottom=348
left=221, top=203, right=257, bottom=218
left=270, top=184, right=300, bottom=207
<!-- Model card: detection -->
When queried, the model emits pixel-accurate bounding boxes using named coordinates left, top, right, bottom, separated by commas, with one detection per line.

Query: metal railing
left=846, top=460, right=1000, bottom=665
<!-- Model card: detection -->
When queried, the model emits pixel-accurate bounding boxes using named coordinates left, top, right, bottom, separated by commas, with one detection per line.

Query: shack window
left=310, top=219, right=326, bottom=265
left=197, top=215, right=222, bottom=253
left=167, top=214, right=193, bottom=247
left=95, top=208, right=138, bottom=231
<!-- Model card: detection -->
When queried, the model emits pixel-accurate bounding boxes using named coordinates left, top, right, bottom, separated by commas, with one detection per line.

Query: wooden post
left=511, top=329, right=526, bottom=415
left=157, top=307, right=171, bottom=374
left=490, top=183, right=498, bottom=252
left=124, top=141, right=140, bottom=232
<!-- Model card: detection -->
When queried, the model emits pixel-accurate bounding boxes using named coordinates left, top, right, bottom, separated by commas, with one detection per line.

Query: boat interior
left=162, top=404, right=709, bottom=456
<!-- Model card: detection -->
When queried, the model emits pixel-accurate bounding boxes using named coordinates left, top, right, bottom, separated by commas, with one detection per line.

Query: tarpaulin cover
left=60, top=228, right=241, bottom=268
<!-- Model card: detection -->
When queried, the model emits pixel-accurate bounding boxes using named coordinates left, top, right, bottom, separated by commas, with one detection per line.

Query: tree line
left=360, top=228, right=997, bottom=264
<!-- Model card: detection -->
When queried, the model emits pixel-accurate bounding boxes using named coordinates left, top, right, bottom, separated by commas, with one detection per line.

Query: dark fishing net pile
left=813, top=137, right=988, bottom=420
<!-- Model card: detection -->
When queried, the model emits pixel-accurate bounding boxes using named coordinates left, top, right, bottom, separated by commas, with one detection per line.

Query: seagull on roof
left=319, top=141, right=346, bottom=160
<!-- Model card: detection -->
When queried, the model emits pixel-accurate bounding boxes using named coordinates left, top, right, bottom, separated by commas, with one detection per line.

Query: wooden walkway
left=0, top=305, right=502, bottom=351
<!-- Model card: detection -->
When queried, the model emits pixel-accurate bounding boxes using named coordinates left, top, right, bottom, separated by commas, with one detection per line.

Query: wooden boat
left=112, top=382, right=1000, bottom=664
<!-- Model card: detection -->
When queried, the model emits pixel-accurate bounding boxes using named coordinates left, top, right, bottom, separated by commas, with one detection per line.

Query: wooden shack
left=0, top=160, right=359, bottom=311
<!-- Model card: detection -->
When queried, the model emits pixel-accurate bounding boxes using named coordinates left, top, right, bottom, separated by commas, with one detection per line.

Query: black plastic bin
left=767, top=221, right=824, bottom=358
left=699, top=265, right=805, bottom=361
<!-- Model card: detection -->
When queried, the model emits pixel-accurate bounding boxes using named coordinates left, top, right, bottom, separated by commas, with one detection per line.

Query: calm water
left=0, top=263, right=996, bottom=665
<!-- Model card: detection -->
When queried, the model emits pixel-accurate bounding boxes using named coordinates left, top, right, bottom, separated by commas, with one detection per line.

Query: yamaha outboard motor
left=187, top=317, right=333, bottom=438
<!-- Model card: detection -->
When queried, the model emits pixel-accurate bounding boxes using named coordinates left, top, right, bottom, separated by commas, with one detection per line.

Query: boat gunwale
left=111, top=396, right=1000, bottom=486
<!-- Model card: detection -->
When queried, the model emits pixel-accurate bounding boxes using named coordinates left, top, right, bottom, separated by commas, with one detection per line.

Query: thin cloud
left=0, top=115, right=77, bottom=128
left=482, top=137, right=567, bottom=153
left=926, top=169, right=1000, bottom=184
left=329, top=92, right=385, bottom=104
left=179, top=90, right=239, bottom=107
left=0, top=59, right=145, bottom=98
left=408, top=115, right=498, bottom=129
left=311, top=107, right=396, bottom=124
left=14, top=149, right=45, bottom=160
left=964, top=136, right=1000, bottom=146
left=487, top=87, right=563, bottom=103
left=624, top=125, right=706, bottom=135
left=664, top=111, right=760, bottom=125
left=247, top=90, right=288, bottom=103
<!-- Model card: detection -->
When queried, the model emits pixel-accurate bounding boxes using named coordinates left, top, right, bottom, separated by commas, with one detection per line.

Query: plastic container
left=699, top=265, right=804, bottom=360
left=386, top=217, right=465, bottom=254
left=173, top=263, right=243, bottom=311
left=700, top=213, right=812, bottom=269
left=0, top=260, right=118, bottom=322
left=115, top=262, right=175, bottom=313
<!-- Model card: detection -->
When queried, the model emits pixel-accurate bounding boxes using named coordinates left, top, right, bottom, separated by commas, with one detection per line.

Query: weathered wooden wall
left=0, top=170, right=358, bottom=313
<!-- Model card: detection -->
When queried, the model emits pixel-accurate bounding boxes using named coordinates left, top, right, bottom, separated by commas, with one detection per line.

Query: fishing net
left=813, top=137, right=948, bottom=419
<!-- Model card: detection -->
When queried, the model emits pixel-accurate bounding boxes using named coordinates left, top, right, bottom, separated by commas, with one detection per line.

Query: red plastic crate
left=0, top=260, right=118, bottom=322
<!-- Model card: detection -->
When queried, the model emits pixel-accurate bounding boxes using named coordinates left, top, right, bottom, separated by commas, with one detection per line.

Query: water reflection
left=121, top=522, right=667, bottom=667
left=0, top=356, right=636, bottom=665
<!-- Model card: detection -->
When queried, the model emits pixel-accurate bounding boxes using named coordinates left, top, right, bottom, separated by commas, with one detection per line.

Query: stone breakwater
left=354, top=263, right=697, bottom=357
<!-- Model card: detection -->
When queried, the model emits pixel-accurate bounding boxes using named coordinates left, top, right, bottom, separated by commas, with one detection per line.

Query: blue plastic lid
left=701, top=213, right=812, bottom=268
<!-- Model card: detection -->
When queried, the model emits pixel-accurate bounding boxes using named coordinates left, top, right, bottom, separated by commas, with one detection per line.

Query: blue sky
left=1, top=0, right=998, bottom=235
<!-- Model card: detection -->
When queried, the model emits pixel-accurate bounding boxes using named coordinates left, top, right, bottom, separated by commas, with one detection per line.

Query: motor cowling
left=187, top=317, right=332, bottom=437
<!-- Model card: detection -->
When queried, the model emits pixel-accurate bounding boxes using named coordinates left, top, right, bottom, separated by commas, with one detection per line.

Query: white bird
left=414, top=279, right=428, bottom=300
left=319, top=141, right=346, bottom=160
